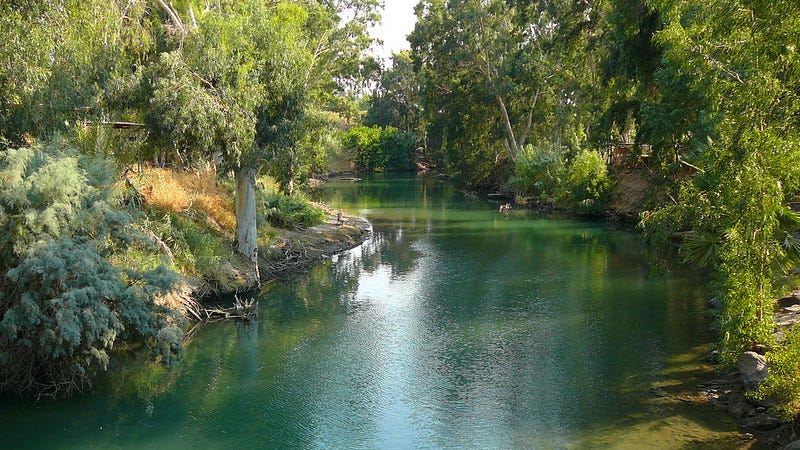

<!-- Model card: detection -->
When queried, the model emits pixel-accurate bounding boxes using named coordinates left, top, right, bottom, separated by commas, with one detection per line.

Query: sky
left=370, top=0, right=418, bottom=64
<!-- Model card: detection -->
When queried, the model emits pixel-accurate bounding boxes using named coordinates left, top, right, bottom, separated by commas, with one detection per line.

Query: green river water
left=0, top=175, right=750, bottom=449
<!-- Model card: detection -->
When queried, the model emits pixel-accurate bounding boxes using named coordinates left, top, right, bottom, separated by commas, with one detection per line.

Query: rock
left=737, top=351, right=769, bottom=391
left=785, top=440, right=800, bottom=450
left=708, top=297, right=722, bottom=310
left=650, top=387, right=668, bottom=398
left=728, top=392, right=752, bottom=419
left=755, top=413, right=782, bottom=430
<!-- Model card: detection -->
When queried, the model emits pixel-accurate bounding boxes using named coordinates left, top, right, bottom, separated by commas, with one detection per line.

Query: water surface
left=0, top=175, right=748, bottom=448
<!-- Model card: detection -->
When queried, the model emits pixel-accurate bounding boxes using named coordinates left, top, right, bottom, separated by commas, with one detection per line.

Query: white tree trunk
left=235, top=167, right=258, bottom=271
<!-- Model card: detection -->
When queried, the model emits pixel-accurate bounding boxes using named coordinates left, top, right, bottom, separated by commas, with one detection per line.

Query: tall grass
left=131, top=167, right=236, bottom=232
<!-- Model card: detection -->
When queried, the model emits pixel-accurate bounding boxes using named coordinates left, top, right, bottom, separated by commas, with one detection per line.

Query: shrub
left=757, top=327, right=800, bottom=418
left=381, top=127, right=417, bottom=171
left=343, top=125, right=383, bottom=172
left=139, top=211, right=227, bottom=277
left=510, top=143, right=565, bottom=200
left=560, top=149, right=612, bottom=215
left=342, top=125, right=417, bottom=172
left=0, top=240, right=183, bottom=399
left=264, top=192, right=325, bottom=229
left=0, top=143, right=183, bottom=398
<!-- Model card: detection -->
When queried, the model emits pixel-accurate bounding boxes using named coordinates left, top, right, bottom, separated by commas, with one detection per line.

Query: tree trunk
left=235, top=167, right=258, bottom=273
left=496, top=94, right=520, bottom=159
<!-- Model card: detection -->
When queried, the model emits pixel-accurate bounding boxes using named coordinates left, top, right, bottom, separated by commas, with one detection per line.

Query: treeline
left=0, top=0, right=379, bottom=398
left=366, top=1, right=800, bottom=416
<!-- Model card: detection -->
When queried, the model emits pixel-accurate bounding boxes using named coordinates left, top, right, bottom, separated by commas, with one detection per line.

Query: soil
left=187, top=206, right=371, bottom=300
left=607, top=165, right=659, bottom=223
left=257, top=206, right=371, bottom=282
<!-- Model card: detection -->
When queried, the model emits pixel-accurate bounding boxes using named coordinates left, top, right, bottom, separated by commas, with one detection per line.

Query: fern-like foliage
left=0, top=143, right=183, bottom=398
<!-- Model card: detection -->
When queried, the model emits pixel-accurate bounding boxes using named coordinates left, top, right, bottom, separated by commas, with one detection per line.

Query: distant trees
left=365, top=51, right=420, bottom=134
left=408, top=0, right=607, bottom=187
left=343, top=125, right=418, bottom=172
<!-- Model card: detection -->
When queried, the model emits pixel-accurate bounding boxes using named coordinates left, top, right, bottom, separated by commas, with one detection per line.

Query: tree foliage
left=0, top=144, right=182, bottom=398
left=409, top=0, right=608, bottom=187
left=343, top=125, right=418, bottom=172
left=642, top=0, right=800, bottom=364
left=365, top=51, right=420, bottom=133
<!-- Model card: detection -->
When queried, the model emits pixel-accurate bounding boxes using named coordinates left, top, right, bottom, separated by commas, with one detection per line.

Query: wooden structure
left=601, top=142, right=652, bottom=167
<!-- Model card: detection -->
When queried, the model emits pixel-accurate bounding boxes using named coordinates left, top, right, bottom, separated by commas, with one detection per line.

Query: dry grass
left=131, top=167, right=236, bottom=232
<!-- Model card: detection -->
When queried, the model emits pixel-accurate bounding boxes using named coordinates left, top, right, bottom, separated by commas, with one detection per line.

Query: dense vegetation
left=0, top=143, right=184, bottom=398
left=342, top=125, right=418, bottom=172
left=367, top=0, right=800, bottom=418
left=0, top=0, right=378, bottom=398
left=3, top=0, right=800, bottom=422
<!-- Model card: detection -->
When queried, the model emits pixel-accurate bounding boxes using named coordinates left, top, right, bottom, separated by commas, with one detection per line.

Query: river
left=0, top=175, right=749, bottom=448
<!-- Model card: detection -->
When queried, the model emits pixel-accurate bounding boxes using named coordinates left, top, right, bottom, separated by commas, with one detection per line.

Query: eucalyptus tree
left=0, top=0, right=158, bottom=145
left=147, top=0, right=378, bottom=268
left=411, top=0, right=534, bottom=164
left=261, top=0, right=381, bottom=194
left=596, top=0, right=662, bottom=146
left=145, top=2, right=307, bottom=270
left=410, top=0, right=608, bottom=185
left=365, top=51, right=420, bottom=133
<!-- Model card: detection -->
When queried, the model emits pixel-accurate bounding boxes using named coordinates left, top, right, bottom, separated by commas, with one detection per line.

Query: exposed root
left=199, top=295, right=258, bottom=323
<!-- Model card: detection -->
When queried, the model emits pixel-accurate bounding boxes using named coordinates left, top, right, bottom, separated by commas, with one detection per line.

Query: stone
left=728, top=393, right=751, bottom=419
left=737, top=351, right=769, bottom=391
left=784, top=440, right=800, bottom=450
left=754, top=413, right=782, bottom=430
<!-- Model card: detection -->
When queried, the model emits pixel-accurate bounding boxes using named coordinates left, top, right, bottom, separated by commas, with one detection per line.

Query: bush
left=0, top=143, right=183, bottom=398
left=343, top=125, right=417, bottom=172
left=343, top=125, right=382, bottom=171
left=510, top=143, right=565, bottom=200
left=560, top=149, right=612, bottom=215
left=264, top=192, right=325, bottom=229
left=381, top=127, right=418, bottom=171
left=757, top=327, right=800, bottom=418
left=0, top=240, right=183, bottom=399
left=139, top=211, right=227, bottom=277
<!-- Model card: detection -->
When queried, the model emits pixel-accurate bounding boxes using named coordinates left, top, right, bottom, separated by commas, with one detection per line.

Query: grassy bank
left=125, top=166, right=370, bottom=302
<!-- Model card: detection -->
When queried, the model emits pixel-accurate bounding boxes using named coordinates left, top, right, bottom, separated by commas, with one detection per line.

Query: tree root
left=196, top=295, right=258, bottom=323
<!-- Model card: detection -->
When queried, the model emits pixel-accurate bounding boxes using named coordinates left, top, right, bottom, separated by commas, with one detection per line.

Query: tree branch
left=157, top=0, right=186, bottom=44
left=496, top=94, right=519, bottom=158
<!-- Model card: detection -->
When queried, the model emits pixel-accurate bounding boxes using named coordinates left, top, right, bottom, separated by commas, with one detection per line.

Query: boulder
left=784, top=440, right=800, bottom=450
left=737, top=351, right=769, bottom=391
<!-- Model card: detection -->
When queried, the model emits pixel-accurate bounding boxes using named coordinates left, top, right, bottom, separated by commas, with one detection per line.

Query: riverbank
left=128, top=168, right=371, bottom=316
left=697, top=291, right=800, bottom=449
left=161, top=207, right=371, bottom=316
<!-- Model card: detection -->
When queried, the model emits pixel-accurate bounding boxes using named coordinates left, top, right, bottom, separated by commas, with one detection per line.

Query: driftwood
left=198, top=295, right=258, bottom=323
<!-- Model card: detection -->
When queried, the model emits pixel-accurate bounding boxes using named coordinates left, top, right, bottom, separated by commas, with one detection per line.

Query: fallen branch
left=200, top=295, right=258, bottom=323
